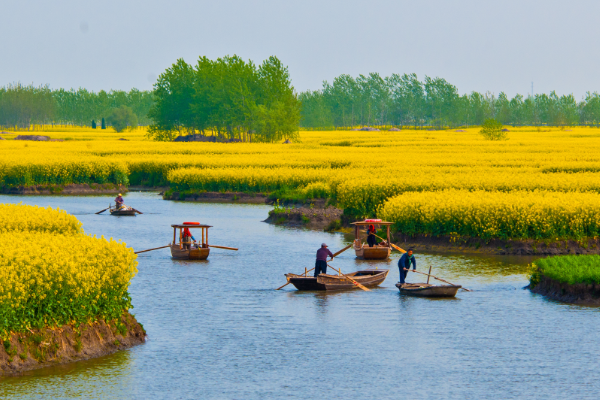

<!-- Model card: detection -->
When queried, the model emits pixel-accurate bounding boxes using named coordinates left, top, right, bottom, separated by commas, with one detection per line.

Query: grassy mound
left=530, top=255, right=600, bottom=286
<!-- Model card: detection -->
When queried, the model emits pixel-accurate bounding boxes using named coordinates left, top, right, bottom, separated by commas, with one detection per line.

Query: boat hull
left=286, top=269, right=389, bottom=291
left=170, top=244, right=210, bottom=260
left=110, top=209, right=137, bottom=216
left=396, top=283, right=460, bottom=297
left=354, top=244, right=391, bottom=260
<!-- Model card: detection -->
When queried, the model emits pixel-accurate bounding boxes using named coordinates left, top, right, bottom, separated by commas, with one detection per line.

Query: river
left=1, top=192, right=599, bottom=399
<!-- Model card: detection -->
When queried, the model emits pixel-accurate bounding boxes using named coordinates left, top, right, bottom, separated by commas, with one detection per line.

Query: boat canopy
left=171, top=224, right=212, bottom=228
left=351, top=221, right=394, bottom=226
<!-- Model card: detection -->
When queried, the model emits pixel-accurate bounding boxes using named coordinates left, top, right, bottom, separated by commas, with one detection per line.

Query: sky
left=1, top=0, right=599, bottom=99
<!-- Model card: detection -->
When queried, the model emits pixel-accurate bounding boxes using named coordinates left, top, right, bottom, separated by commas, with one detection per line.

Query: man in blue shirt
left=398, top=248, right=416, bottom=285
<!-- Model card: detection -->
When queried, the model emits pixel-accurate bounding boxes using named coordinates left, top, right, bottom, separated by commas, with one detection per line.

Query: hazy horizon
left=1, top=0, right=599, bottom=99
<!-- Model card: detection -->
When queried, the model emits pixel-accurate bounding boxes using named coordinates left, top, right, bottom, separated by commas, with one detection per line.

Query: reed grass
left=531, top=255, right=600, bottom=285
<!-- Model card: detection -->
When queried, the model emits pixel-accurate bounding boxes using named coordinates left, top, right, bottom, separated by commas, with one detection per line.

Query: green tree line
left=147, top=55, right=301, bottom=142
left=0, top=83, right=153, bottom=130
left=299, top=73, right=600, bottom=129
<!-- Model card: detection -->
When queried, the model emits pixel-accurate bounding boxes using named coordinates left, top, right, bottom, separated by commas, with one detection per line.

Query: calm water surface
left=0, top=192, right=599, bottom=399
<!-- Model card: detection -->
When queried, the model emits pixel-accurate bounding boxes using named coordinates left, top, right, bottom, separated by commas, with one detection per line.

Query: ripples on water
left=1, top=193, right=599, bottom=399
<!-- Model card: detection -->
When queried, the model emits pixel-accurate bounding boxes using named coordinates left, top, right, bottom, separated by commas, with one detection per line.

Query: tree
left=91, top=120, right=96, bottom=129
left=107, top=105, right=138, bottom=133
left=101, top=117, right=106, bottom=129
left=479, top=118, right=506, bottom=140
left=147, top=54, right=300, bottom=142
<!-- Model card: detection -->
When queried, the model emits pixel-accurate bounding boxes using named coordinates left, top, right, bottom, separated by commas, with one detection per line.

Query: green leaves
left=479, top=118, right=506, bottom=141
left=147, top=55, right=300, bottom=143
left=106, top=105, right=138, bottom=133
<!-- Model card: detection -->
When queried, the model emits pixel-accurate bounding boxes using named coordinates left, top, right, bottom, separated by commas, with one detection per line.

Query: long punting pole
left=408, top=269, right=471, bottom=292
left=326, top=263, right=370, bottom=291
left=135, top=245, right=171, bottom=254
left=373, top=233, right=406, bottom=253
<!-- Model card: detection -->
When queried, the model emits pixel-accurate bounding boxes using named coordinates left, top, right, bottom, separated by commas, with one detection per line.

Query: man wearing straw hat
left=115, top=193, right=124, bottom=209
left=315, top=243, right=334, bottom=277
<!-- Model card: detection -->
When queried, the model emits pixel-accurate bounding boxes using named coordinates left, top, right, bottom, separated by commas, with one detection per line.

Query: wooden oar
left=275, top=244, right=351, bottom=290
left=327, top=263, right=371, bottom=291
left=132, top=208, right=143, bottom=214
left=134, top=244, right=171, bottom=255
left=95, top=207, right=109, bottom=214
left=276, top=267, right=315, bottom=290
left=209, top=245, right=239, bottom=251
left=331, top=243, right=352, bottom=258
left=407, top=269, right=472, bottom=291
left=373, top=233, right=406, bottom=253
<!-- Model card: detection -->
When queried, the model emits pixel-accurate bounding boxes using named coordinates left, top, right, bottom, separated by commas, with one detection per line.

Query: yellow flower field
left=4, top=125, right=600, bottom=240
left=0, top=204, right=137, bottom=334
left=379, top=190, right=600, bottom=241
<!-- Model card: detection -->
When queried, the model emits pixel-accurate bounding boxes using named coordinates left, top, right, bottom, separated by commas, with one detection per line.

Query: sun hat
left=321, top=243, right=328, bottom=247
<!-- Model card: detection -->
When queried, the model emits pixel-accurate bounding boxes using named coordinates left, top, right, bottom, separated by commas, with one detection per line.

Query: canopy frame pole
left=179, top=228, right=183, bottom=250
left=173, top=228, right=176, bottom=245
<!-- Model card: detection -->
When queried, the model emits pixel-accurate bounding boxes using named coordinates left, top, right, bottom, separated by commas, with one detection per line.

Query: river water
left=1, top=192, right=599, bottom=399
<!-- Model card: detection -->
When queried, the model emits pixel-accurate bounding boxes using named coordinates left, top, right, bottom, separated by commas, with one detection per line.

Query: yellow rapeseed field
left=0, top=204, right=137, bottom=334
left=4, top=125, right=600, bottom=240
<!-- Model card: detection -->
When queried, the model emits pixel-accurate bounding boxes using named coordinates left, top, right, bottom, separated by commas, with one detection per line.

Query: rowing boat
left=170, top=223, right=212, bottom=260
left=351, top=220, right=393, bottom=260
left=109, top=203, right=138, bottom=216
left=285, top=269, right=389, bottom=291
left=170, top=243, right=210, bottom=260
left=110, top=208, right=137, bottom=216
left=395, top=282, right=461, bottom=297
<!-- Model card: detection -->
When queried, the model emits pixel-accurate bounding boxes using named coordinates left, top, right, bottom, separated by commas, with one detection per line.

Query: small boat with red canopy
left=351, top=219, right=393, bottom=260
left=170, top=222, right=238, bottom=260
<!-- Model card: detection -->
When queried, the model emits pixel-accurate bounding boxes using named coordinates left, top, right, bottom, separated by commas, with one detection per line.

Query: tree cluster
left=147, top=55, right=301, bottom=142
left=0, top=84, right=153, bottom=130
left=107, top=105, right=138, bottom=133
left=299, top=73, right=600, bottom=129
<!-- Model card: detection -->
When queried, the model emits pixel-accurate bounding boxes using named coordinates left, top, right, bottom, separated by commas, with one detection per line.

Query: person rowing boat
left=315, top=243, right=334, bottom=276
left=115, top=193, right=125, bottom=209
left=398, top=248, right=416, bottom=285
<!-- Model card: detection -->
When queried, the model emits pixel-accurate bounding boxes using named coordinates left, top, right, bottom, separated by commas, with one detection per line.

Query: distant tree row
left=147, top=55, right=301, bottom=142
left=0, top=83, right=153, bottom=130
left=299, top=73, right=600, bottom=129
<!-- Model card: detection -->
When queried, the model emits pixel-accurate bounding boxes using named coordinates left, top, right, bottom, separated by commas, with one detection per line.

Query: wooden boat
left=170, top=223, right=212, bottom=260
left=110, top=208, right=137, bottom=216
left=285, top=269, right=389, bottom=291
left=108, top=204, right=139, bottom=216
left=395, top=283, right=461, bottom=297
left=351, top=220, right=393, bottom=260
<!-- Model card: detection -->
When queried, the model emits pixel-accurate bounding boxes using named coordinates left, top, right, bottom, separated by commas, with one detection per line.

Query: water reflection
left=1, top=349, right=134, bottom=397
left=1, top=192, right=599, bottom=399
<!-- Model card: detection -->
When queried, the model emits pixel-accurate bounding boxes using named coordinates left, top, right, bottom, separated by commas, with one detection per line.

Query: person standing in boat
left=315, top=243, right=334, bottom=277
left=398, top=248, right=416, bottom=285
left=367, top=224, right=378, bottom=247
left=115, top=193, right=124, bottom=209
left=182, top=227, right=197, bottom=250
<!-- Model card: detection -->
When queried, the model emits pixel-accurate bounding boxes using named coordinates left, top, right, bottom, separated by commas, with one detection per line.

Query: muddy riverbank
left=529, top=275, right=600, bottom=305
left=391, top=234, right=600, bottom=256
left=1, top=312, right=145, bottom=376
left=264, top=206, right=343, bottom=230
left=164, top=190, right=270, bottom=204
left=1, top=183, right=127, bottom=195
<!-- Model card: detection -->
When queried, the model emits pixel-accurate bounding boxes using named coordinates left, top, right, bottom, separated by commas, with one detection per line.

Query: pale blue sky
left=1, top=0, right=599, bottom=99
